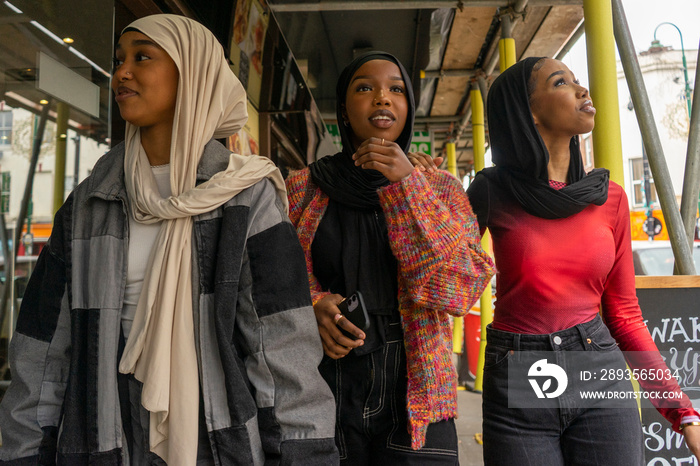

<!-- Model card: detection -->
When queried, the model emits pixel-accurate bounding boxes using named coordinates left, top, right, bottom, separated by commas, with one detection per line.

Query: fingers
left=320, top=321, right=364, bottom=359
left=329, top=314, right=364, bottom=349
left=352, top=137, right=414, bottom=182
left=334, top=313, right=365, bottom=340
left=353, top=137, right=396, bottom=159
left=407, top=151, right=442, bottom=173
left=407, top=151, right=434, bottom=172
left=319, top=327, right=353, bottom=359
left=354, top=137, right=383, bottom=151
left=313, top=294, right=365, bottom=359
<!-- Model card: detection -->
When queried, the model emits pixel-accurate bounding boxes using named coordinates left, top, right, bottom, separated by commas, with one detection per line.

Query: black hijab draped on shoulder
left=310, top=51, right=415, bottom=210
left=477, top=56, right=609, bottom=219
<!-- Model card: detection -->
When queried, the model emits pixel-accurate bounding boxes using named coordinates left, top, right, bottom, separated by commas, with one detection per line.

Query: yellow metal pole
left=471, top=88, right=485, bottom=170
left=446, top=141, right=457, bottom=178
left=474, top=13, right=515, bottom=387
left=53, top=102, right=69, bottom=214
left=583, top=0, right=625, bottom=187
left=474, top=253, right=492, bottom=392
left=452, top=318, right=464, bottom=355
left=499, top=40, right=507, bottom=74
left=499, top=37, right=517, bottom=73
left=446, top=142, right=465, bottom=355
left=470, top=86, right=493, bottom=393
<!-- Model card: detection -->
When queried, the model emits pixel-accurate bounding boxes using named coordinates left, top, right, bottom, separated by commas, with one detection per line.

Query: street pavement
left=456, top=387, right=485, bottom=466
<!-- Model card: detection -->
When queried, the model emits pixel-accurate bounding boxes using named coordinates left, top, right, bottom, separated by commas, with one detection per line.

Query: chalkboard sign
left=637, top=276, right=700, bottom=466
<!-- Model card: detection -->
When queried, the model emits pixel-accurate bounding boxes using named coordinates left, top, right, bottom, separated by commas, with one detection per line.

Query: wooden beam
left=430, top=76, right=470, bottom=115
left=635, top=275, right=700, bottom=289
left=269, top=1, right=584, bottom=13
left=443, top=7, right=496, bottom=69
left=431, top=7, right=495, bottom=116
left=521, top=5, right=584, bottom=58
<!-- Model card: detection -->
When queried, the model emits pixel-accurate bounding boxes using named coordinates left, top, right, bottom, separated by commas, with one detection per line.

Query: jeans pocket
left=587, top=324, right=618, bottom=351
left=484, top=344, right=513, bottom=370
left=386, top=418, right=458, bottom=456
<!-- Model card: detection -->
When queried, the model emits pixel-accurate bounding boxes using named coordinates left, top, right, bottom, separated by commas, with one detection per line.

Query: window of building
left=0, top=111, right=12, bottom=146
left=630, top=157, right=657, bottom=208
left=581, top=133, right=594, bottom=169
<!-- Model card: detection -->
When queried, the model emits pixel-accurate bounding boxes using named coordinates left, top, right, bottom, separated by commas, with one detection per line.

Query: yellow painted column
left=499, top=38, right=517, bottom=73
left=583, top=0, right=625, bottom=187
left=470, top=86, right=493, bottom=393
left=446, top=142, right=465, bottom=355
left=53, top=102, right=69, bottom=214
left=471, top=88, right=485, bottom=171
left=446, top=141, right=457, bottom=178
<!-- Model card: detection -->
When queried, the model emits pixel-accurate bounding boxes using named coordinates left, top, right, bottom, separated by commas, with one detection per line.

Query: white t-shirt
left=122, top=165, right=171, bottom=339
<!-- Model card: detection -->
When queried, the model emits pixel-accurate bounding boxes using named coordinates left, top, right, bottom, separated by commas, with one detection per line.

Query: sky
left=561, top=0, right=700, bottom=88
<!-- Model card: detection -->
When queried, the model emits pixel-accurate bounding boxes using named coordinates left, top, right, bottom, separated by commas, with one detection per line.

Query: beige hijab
left=116, top=14, right=287, bottom=465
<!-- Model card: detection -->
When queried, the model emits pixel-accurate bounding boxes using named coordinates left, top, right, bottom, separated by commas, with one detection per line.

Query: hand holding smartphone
left=337, top=291, right=370, bottom=339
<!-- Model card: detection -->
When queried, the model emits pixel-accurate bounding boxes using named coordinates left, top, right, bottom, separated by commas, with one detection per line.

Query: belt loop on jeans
left=512, top=333, right=521, bottom=351
left=576, top=325, right=586, bottom=347
left=576, top=318, right=593, bottom=351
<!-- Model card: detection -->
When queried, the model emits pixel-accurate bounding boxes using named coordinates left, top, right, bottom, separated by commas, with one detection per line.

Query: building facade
left=617, top=45, right=698, bottom=240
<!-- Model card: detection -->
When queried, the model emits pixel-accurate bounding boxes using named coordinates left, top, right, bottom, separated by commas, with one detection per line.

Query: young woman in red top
left=414, top=57, right=700, bottom=465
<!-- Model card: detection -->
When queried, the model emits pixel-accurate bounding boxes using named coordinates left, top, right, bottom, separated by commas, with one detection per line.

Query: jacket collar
left=85, top=141, right=127, bottom=201
left=85, top=139, right=232, bottom=201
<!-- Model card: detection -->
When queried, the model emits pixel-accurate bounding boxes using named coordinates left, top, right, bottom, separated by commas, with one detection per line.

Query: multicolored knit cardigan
left=286, top=167, right=494, bottom=450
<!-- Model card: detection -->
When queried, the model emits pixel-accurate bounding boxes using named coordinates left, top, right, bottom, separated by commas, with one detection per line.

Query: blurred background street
left=457, top=388, right=485, bottom=466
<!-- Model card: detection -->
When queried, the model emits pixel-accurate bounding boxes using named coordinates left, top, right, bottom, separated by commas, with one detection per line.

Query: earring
left=343, top=120, right=349, bottom=127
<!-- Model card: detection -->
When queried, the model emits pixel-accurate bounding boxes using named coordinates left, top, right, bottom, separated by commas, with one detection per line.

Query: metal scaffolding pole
left=53, top=102, right=69, bottom=215
left=555, top=20, right=585, bottom=60
left=445, top=142, right=464, bottom=360
left=454, top=0, right=527, bottom=144
left=0, top=213, right=12, bottom=344
left=611, top=0, right=696, bottom=274
left=680, top=47, right=700, bottom=247
left=470, top=83, right=492, bottom=393
left=498, top=15, right=517, bottom=73
left=583, top=0, right=625, bottom=187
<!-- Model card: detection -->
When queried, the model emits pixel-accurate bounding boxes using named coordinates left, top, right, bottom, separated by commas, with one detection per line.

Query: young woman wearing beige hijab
left=0, top=14, right=338, bottom=465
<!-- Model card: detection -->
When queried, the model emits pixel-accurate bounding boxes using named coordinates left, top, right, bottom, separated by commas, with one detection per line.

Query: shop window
left=0, top=0, right=114, bottom=391
left=630, top=157, right=657, bottom=208
left=0, top=111, right=12, bottom=146
left=581, top=133, right=593, bottom=169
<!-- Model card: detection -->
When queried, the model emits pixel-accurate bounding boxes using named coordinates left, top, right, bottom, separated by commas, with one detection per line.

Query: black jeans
left=319, top=321, right=459, bottom=466
left=482, top=315, right=644, bottom=466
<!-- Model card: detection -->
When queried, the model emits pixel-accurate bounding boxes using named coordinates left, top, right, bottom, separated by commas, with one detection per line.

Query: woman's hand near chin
left=352, top=137, right=415, bottom=183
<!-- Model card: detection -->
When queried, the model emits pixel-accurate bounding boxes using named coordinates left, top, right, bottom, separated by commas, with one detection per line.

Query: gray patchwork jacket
left=0, top=140, right=338, bottom=465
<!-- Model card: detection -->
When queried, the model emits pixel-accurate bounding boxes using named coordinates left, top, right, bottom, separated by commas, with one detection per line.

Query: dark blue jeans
left=319, top=321, right=459, bottom=466
left=482, top=315, right=644, bottom=466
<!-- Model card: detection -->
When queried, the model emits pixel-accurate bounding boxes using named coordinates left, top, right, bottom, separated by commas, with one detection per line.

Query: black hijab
left=477, top=56, right=609, bottom=219
left=310, top=51, right=415, bottom=209
left=309, top=51, right=415, bottom=325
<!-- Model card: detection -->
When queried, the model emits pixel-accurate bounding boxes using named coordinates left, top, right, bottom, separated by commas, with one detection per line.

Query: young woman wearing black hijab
left=464, top=57, right=700, bottom=464
left=286, top=52, right=493, bottom=465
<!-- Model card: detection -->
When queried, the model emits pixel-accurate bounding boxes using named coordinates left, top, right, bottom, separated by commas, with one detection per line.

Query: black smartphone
left=337, top=291, right=370, bottom=334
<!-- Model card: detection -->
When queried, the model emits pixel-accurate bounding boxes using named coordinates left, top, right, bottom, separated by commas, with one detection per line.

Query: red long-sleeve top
left=467, top=177, right=699, bottom=431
